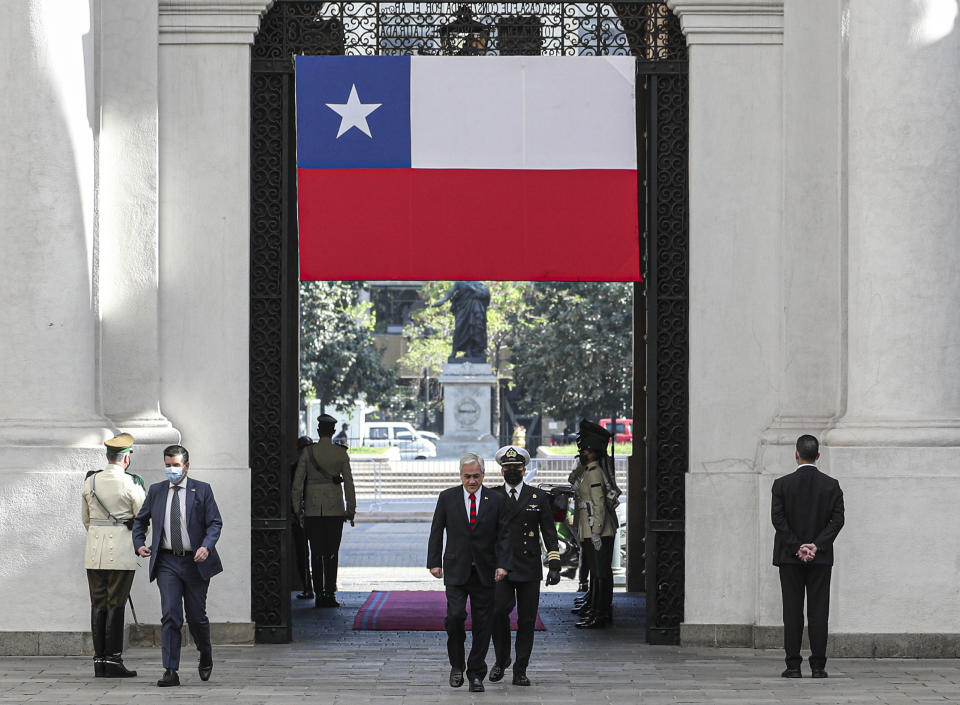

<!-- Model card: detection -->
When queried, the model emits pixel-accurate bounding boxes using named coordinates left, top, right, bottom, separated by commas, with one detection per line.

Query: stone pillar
left=827, top=0, right=960, bottom=447
left=98, top=0, right=179, bottom=446
left=0, top=0, right=112, bottom=448
left=156, top=0, right=272, bottom=634
left=762, top=0, right=845, bottom=443
left=817, top=0, right=960, bottom=646
left=667, top=0, right=785, bottom=644
left=437, top=363, right=499, bottom=459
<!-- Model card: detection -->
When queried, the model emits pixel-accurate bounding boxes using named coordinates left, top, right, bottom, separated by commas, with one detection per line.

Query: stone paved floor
left=4, top=589, right=960, bottom=704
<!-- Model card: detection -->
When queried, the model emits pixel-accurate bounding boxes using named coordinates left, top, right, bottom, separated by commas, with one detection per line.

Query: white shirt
left=506, top=481, right=525, bottom=501
left=162, top=481, right=193, bottom=551
left=462, top=486, right=482, bottom=522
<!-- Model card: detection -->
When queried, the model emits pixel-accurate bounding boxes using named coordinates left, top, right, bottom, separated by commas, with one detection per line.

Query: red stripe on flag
left=297, top=168, right=640, bottom=281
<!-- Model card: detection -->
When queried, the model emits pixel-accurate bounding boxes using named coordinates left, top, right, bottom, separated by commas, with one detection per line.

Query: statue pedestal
left=437, top=362, right=498, bottom=459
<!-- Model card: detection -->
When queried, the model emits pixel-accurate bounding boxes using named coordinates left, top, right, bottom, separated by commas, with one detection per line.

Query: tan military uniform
left=574, top=461, right=617, bottom=540
left=82, top=464, right=146, bottom=570
left=292, top=437, right=356, bottom=517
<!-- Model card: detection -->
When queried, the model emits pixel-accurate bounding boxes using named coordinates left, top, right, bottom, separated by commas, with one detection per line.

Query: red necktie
left=469, top=493, right=477, bottom=530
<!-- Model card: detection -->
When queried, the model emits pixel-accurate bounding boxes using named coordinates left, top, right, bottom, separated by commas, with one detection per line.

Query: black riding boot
left=91, top=607, right=107, bottom=677
left=321, top=555, right=339, bottom=607
left=102, top=606, right=137, bottom=677
left=576, top=576, right=612, bottom=629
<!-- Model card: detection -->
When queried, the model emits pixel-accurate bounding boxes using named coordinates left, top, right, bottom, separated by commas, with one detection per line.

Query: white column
left=98, top=0, right=179, bottom=445
left=827, top=0, right=960, bottom=447
left=0, top=0, right=112, bottom=447
left=819, top=0, right=960, bottom=643
left=762, top=0, right=844, bottom=442
left=157, top=0, right=272, bottom=628
left=668, top=0, right=784, bottom=640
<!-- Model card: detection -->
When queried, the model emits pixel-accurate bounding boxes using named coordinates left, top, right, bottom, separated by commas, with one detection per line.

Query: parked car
left=416, top=430, right=440, bottom=445
left=363, top=422, right=437, bottom=459
left=599, top=417, right=633, bottom=443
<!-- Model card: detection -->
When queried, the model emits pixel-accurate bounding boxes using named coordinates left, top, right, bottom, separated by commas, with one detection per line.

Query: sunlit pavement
left=5, top=590, right=960, bottom=705
left=6, top=516, right=958, bottom=704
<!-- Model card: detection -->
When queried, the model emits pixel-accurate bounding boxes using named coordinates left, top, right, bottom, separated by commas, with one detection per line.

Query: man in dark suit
left=133, top=444, right=223, bottom=688
left=428, top=452, right=511, bottom=693
left=488, top=446, right=561, bottom=687
left=772, top=434, right=844, bottom=679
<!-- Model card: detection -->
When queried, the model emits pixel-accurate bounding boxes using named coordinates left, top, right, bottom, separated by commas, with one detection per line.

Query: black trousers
left=491, top=578, right=541, bottom=672
left=445, top=567, right=494, bottom=681
left=304, top=516, right=344, bottom=595
left=779, top=564, right=832, bottom=670
left=291, top=519, right=311, bottom=591
left=582, top=536, right=614, bottom=616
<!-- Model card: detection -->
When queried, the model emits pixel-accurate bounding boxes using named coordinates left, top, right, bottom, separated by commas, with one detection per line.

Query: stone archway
left=248, top=0, right=688, bottom=644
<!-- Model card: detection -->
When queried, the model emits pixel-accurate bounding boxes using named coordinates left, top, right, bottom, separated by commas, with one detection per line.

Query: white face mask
left=165, top=466, right=185, bottom=484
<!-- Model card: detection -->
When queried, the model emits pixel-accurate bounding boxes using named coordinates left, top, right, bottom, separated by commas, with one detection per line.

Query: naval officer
left=488, top=446, right=561, bottom=686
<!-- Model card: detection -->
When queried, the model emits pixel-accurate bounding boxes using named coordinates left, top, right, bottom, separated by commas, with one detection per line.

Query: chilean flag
left=295, top=55, right=639, bottom=281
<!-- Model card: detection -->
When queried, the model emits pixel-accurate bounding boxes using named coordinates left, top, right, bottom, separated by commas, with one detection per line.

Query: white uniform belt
left=88, top=518, right=127, bottom=527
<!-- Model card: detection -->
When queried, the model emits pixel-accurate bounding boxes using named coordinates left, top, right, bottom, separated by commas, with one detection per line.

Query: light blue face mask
left=165, top=466, right=185, bottom=484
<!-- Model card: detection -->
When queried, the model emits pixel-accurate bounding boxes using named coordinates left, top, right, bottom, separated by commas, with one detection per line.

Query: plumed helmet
left=577, top=419, right=612, bottom=454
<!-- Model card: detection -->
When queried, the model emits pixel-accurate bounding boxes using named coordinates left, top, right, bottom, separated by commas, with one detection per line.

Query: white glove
left=591, top=533, right=602, bottom=550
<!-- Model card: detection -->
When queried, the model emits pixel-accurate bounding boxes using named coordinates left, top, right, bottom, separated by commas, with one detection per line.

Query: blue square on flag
left=295, top=56, right=411, bottom=169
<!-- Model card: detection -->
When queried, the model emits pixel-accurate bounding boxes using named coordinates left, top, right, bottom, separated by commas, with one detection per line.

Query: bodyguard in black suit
left=133, top=445, right=224, bottom=687
left=772, top=435, right=844, bottom=678
left=488, top=446, right=561, bottom=687
left=428, top=452, right=512, bottom=693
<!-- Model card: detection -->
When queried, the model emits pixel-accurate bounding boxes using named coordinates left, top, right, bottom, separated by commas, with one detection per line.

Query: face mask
left=503, top=468, right=524, bottom=486
left=165, top=467, right=185, bottom=484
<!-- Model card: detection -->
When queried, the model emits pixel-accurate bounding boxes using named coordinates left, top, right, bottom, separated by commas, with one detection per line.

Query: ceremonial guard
left=292, top=413, right=356, bottom=607
left=81, top=433, right=146, bottom=677
left=571, top=420, right=619, bottom=629
left=489, top=446, right=561, bottom=687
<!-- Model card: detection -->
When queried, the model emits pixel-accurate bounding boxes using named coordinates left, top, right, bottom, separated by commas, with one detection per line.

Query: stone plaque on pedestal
left=436, top=362, right=499, bottom=459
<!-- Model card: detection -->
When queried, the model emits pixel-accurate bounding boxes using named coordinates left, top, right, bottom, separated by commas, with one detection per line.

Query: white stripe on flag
left=410, top=56, right=636, bottom=170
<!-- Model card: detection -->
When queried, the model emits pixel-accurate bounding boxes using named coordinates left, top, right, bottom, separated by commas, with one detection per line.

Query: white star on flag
left=325, top=84, right=382, bottom=139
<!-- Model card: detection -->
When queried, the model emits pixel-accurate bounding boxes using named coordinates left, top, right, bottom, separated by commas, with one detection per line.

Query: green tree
left=509, top=282, right=633, bottom=425
left=299, top=281, right=395, bottom=412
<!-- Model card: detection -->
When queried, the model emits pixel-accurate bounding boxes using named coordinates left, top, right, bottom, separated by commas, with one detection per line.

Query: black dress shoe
left=449, top=668, right=464, bottom=688
left=512, top=672, right=531, bottom=686
left=315, top=593, right=340, bottom=608
left=199, top=652, right=213, bottom=682
left=93, top=658, right=105, bottom=678
left=575, top=615, right=608, bottom=629
left=489, top=663, right=507, bottom=682
left=811, top=669, right=828, bottom=678
left=157, top=668, right=180, bottom=687
left=781, top=667, right=802, bottom=678
left=468, top=677, right=485, bottom=692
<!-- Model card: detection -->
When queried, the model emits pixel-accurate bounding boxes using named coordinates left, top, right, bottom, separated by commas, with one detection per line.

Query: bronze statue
left=433, top=281, right=490, bottom=363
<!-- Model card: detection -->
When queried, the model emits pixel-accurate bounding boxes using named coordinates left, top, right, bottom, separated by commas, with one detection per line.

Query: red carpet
left=353, top=590, right=546, bottom=631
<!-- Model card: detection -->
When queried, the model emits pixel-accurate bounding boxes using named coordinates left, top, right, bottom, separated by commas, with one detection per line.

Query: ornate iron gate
left=250, top=0, right=687, bottom=644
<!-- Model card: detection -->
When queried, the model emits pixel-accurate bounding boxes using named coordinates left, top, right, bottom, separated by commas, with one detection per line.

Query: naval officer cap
left=495, top=445, right=530, bottom=467
left=104, top=432, right=135, bottom=454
